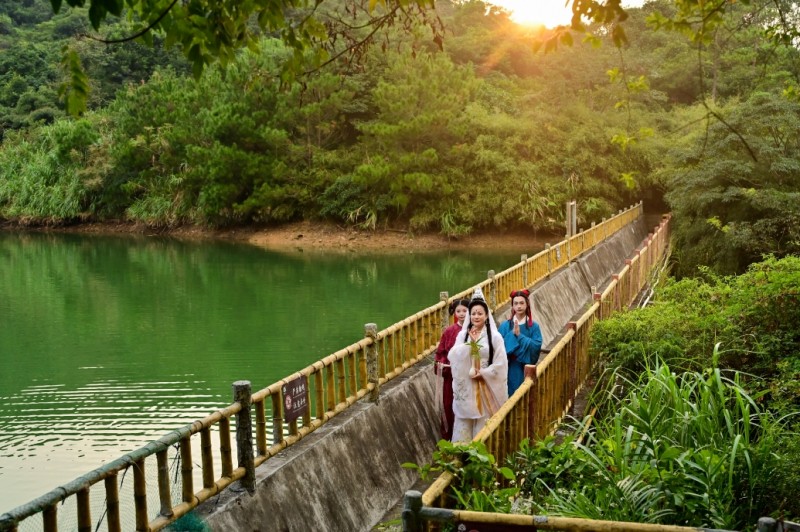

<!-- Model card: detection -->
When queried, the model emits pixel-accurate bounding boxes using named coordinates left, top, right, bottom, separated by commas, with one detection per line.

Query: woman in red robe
left=434, top=298, right=470, bottom=441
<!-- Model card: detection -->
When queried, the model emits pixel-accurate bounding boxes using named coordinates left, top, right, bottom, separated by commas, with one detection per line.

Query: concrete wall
left=496, top=218, right=649, bottom=348
left=198, top=216, right=652, bottom=532
left=198, top=364, right=441, bottom=532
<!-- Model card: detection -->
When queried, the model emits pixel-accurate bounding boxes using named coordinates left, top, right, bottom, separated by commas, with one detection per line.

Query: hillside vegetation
left=1, top=0, right=799, bottom=275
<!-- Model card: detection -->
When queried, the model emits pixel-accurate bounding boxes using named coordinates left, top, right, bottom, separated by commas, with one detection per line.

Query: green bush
left=513, top=363, right=800, bottom=527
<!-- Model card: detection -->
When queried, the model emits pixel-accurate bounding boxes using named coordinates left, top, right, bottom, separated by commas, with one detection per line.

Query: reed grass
left=516, top=360, right=797, bottom=529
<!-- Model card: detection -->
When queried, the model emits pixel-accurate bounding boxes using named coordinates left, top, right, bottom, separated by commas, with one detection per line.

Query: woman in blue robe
left=498, top=289, right=542, bottom=396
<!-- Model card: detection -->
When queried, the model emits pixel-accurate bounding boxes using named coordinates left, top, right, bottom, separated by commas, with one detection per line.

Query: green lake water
left=0, top=231, right=544, bottom=513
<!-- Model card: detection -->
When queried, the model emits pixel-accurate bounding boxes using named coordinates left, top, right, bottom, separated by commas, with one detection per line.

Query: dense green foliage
left=592, top=255, right=800, bottom=407
left=2, top=0, right=800, bottom=273
left=510, top=364, right=800, bottom=527
left=0, top=0, right=657, bottom=234
left=0, top=0, right=187, bottom=136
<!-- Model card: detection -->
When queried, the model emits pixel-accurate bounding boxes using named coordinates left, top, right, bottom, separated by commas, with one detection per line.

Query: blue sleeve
left=511, top=322, right=542, bottom=365
left=499, top=320, right=521, bottom=359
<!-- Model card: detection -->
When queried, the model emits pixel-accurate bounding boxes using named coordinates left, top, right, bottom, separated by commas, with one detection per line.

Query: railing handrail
left=0, top=203, right=649, bottom=532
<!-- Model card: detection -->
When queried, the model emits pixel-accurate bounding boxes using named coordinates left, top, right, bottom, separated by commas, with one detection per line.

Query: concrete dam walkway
left=198, top=214, right=655, bottom=532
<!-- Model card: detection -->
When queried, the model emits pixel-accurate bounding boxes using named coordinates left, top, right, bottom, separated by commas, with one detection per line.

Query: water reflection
left=0, top=231, right=541, bottom=510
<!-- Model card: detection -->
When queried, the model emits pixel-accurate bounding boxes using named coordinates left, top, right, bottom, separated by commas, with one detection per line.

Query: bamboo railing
left=0, top=203, right=648, bottom=532
left=402, top=494, right=737, bottom=532
left=420, top=213, right=672, bottom=514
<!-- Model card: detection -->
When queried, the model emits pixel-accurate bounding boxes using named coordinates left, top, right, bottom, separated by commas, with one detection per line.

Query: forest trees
left=2, top=0, right=800, bottom=275
left=662, top=92, right=800, bottom=276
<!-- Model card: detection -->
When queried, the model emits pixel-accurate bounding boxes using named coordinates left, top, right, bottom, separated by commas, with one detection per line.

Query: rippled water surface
left=0, top=232, right=542, bottom=512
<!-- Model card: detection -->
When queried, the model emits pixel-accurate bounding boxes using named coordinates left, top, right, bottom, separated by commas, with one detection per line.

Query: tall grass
left=514, top=361, right=797, bottom=528
left=0, top=119, right=101, bottom=222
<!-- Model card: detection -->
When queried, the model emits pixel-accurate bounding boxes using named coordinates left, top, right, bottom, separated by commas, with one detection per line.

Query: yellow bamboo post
left=179, top=437, right=193, bottom=503
left=156, top=448, right=174, bottom=518
left=271, top=392, right=283, bottom=445
left=358, top=332, right=368, bottom=390
left=376, top=335, right=386, bottom=380
left=314, top=371, right=324, bottom=420
left=303, top=396, right=312, bottom=428
left=325, top=363, right=335, bottom=412
left=77, top=487, right=90, bottom=532
left=233, top=380, right=255, bottom=494
left=255, top=400, right=267, bottom=457
left=403, top=323, right=412, bottom=365
left=488, top=270, right=496, bottom=310
left=567, top=322, right=578, bottom=416
left=524, top=365, right=538, bottom=439
left=625, top=258, right=635, bottom=304
left=348, top=348, right=357, bottom=397
left=545, top=244, right=552, bottom=276
left=365, top=323, right=379, bottom=403
left=335, top=357, right=346, bottom=404
left=133, top=459, right=148, bottom=532
left=105, top=474, right=121, bottom=532
left=220, top=417, right=233, bottom=477
left=43, top=504, right=56, bottom=532
left=424, top=311, right=438, bottom=349
left=410, top=318, right=419, bottom=362
left=387, top=330, right=396, bottom=374
left=521, top=255, right=528, bottom=287
left=200, top=427, right=214, bottom=490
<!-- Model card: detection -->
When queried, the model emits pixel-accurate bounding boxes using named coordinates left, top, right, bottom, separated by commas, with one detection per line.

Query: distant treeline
left=1, top=0, right=799, bottom=276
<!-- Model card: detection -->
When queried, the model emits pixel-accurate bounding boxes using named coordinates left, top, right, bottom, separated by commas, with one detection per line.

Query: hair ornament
left=471, top=286, right=487, bottom=303
left=510, top=289, right=530, bottom=299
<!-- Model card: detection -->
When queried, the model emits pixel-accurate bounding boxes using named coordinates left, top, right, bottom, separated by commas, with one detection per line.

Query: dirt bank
left=2, top=220, right=562, bottom=253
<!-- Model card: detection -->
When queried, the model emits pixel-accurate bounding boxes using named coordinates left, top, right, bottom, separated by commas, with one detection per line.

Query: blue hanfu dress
left=498, top=317, right=542, bottom=396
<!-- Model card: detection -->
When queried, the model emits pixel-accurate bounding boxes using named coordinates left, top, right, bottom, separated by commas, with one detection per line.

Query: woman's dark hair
left=463, top=299, right=495, bottom=364
left=448, top=298, right=470, bottom=315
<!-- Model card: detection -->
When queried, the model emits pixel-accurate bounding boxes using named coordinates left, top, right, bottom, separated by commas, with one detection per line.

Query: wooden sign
left=282, top=375, right=309, bottom=423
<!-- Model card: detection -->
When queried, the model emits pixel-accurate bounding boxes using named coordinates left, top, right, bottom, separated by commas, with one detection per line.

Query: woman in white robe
left=447, top=288, right=508, bottom=443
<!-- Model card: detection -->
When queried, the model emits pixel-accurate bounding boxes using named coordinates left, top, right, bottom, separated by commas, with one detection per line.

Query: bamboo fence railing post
left=567, top=234, right=572, bottom=263
left=200, top=427, right=214, bottom=490
left=179, top=437, right=193, bottom=504
left=567, top=322, right=578, bottom=416
left=156, top=448, right=174, bottom=518
left=402, top=490, right=423, bottom=532
left=439, top=292, right=449, bottom=332
left=105, top=474, right=121, bottom=532
left=133, top=459, right=148, bottom=532
left=43, top=503, right=56, bottom=532
left=77, top=487, right=90, bottom=532
left=255, top=401, right=267, bottom=457
left=593, top=292, right=602, bottom=320
left=220, top=417, right=233, bottom=477
left=314, top=372, right=324, bottom=421
left=365, top=323, right=380, bottom=403
left=233, top=380, right=255, bottom=494
left=488, top=270, right=496, bottom=310
left=524, top=365, right=538, bottom=439
left=521, top=255, right=528, bottom=287
left=545, top=244, right=552, bottom=276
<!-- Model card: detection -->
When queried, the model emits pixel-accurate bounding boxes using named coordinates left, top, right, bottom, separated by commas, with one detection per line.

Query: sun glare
left=488, top=0, right=573, bottom=28
left=487, top=1, right=645, bottom=29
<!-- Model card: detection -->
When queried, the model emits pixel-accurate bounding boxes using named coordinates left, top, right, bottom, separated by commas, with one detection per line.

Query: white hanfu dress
left=447, top=327, right=508, bottom=443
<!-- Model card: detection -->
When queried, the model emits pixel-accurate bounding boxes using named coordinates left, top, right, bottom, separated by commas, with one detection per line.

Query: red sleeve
left=435, top=324, right=460, bottom=365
